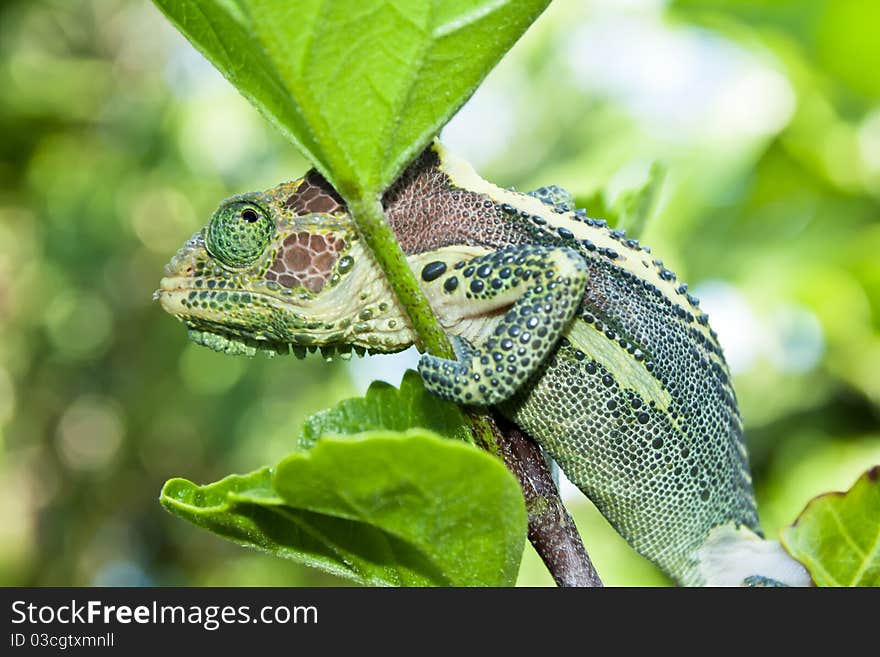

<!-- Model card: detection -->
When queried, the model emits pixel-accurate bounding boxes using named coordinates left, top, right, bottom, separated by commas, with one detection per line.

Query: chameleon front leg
left=415, top=245, right=588, bottom=405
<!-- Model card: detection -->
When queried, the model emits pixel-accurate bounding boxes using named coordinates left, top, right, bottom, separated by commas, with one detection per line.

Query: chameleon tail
left=695, top=524, right=811, bottom=586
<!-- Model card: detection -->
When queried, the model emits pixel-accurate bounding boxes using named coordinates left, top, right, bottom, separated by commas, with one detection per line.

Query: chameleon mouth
left=186, top=325, right=292, bottom=358
left=154, top=276, right=285, bottom=321
left=155, top=277, right=364, bottom=361
left=184, top=322, right=363, bottom=360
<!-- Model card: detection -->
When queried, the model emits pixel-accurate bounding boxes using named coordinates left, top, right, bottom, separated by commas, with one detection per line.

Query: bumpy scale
left=156, top=142, right=810, bottom=586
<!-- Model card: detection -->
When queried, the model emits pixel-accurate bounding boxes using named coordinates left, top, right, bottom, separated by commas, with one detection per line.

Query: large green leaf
left=299, top=370, right=471, bottom=449
left=161, top=430, right=527, bottom=586
left=151, top=0, right=551, bottom=198
left=161, top=468, right=416, bottom=584
left=276, top=431, right=526, bottom=585
left=780, top=466, right=880, bottom=587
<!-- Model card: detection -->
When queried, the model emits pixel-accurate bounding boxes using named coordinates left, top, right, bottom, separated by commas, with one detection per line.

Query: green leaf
left=613, top=163, right=664, bottom=240
left=276, top=430, right=526, bottom=585
left=161, top=430, right=527, bottom=586
left=576, top=163, right=664, bottom=239
left=161, top=468, right=401, bottom=583
left=780, top=466, right=880, bottom=587
left=151, top=0, right=551, bottom=199
left=299, top=370, right=471, bottom=450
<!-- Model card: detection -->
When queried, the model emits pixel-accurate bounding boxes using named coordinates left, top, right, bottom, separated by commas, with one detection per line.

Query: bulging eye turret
left=206, top=201, right=275, bottom=269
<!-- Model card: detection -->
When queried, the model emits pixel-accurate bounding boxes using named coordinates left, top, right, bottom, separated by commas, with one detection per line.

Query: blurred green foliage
left=0, top=0, right=878, bottom=587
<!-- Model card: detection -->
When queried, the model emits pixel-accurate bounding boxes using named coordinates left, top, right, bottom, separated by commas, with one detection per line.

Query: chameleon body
left=157, top=142, right=809, bottom=586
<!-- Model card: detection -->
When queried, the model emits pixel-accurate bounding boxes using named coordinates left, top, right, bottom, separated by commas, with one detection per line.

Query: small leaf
left=152, top=0, right=551, bottom=199
left=299, top=369, right=471, bottom=450
left=780, top=466, right=880, bottom=587
left=576, top=163, right=663, bottom=240
left=161, top=430, right=527, bottom=586
left=575, top=190, right=613, bottom=226
left=613, top=162, right=664, bottom=239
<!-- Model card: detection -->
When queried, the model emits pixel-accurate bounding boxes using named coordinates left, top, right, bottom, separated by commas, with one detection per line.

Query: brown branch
left=490, top=413, right=603, bottom=587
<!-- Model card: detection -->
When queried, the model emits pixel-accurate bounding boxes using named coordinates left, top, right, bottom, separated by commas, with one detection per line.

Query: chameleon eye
left=206, top=201, right=275, bottom=269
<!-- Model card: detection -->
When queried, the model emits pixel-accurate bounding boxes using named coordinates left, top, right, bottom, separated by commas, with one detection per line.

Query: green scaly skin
left=156, top=142, right=810, bottom=586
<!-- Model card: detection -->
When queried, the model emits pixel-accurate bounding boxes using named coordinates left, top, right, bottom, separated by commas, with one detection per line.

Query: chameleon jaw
left=155, top=277, right=399, bottom=361
left=155, top=277, right=303, bottom=357
left=183, top=320, right=372, bottom=361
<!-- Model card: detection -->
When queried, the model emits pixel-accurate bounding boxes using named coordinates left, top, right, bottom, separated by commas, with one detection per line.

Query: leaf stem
left=346, top=197, right=454, bottom=357
left=347, top=195, right=501, bottom=454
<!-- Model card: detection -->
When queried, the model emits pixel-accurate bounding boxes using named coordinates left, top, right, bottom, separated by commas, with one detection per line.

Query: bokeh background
left=1, top=0, right=878, bottom=587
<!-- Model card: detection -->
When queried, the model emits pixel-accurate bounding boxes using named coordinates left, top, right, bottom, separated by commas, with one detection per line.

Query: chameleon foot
left=417, top=244, right=588, bottom=405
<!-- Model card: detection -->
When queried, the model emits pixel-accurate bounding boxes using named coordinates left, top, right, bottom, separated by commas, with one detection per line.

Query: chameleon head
left=156, top=176, right=411, bottom=358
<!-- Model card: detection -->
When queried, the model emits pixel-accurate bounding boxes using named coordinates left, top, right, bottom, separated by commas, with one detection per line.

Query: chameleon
left=156, top=141, right=810, bottom=586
